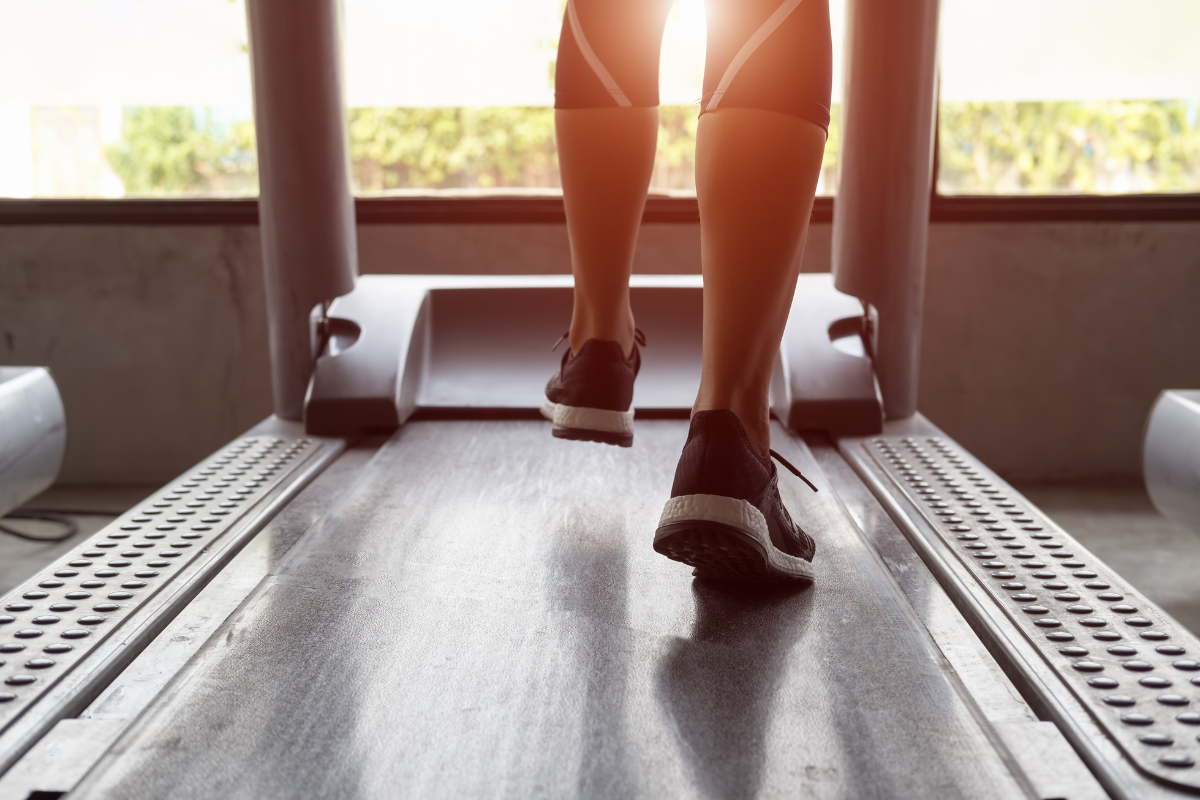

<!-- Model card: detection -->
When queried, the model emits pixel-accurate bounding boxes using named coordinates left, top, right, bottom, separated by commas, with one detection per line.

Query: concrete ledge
left=0, top=220, right=1197, bottom=483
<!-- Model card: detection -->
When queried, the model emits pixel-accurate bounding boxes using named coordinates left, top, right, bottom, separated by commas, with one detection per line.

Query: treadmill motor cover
left=304, top=275, right=883, bottom=438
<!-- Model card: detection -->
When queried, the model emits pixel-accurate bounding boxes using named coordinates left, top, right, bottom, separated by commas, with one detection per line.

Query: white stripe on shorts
left=706, top=0, right=806, bottom=112
left=567, top=0, right=633, bottom=108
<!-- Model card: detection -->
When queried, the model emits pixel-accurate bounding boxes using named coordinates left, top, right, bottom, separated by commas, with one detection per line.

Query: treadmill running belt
left=71, top=421, right=1028, bottom=799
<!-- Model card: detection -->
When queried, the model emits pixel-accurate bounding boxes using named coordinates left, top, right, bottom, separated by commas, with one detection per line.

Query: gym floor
left=3, top=481, right=1198, bottom=636
left=0, top=485, right=154, bottom=597
left=1019, top=482, right=1200, bottom=636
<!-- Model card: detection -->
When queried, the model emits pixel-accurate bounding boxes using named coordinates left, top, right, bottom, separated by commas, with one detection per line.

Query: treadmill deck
left=67, top=420, right=1028, bottom=799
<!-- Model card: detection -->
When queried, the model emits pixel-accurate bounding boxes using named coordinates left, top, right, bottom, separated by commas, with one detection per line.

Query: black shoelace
left=547, top=329, right=811, bottom=492
left=770, top=450, right=819, bottom=493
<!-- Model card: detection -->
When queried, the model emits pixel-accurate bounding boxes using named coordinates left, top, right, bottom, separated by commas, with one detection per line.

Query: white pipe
left=0, top=367, right=65, bottom=517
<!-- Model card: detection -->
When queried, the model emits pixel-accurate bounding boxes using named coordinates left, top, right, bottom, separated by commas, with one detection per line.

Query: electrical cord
left=0, top=508, right=122, bottom=543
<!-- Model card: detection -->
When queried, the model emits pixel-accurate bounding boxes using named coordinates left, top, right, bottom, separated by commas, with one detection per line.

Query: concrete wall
left=921, top=222, right=1200, bottom=481
left=0, top=225, right=270, bottom=484
left=0, top=219, right=1196, bottom=483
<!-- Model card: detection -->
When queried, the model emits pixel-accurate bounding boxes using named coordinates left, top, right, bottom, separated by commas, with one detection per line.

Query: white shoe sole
left=654, top=494, right=815, bottom=581
left=541, top=395, right=634, bottom=445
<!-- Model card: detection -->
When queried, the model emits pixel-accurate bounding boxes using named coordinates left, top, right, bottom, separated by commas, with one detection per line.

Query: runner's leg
left=693, top=109, right=826, bottom=455
left=693, top=0, right=833, bottom=455
left=557, top=108, right=657, bottom=357
left=554, top=0, right=673, bottom=356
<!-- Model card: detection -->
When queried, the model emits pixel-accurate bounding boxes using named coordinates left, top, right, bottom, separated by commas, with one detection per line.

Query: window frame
left=3, top=192, right=1199, bottom=226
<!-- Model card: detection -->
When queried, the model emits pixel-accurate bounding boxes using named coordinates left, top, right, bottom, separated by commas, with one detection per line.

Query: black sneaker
left=653, top=410, right=818, bottom=581
left=541, top=330, right=645, bottom=447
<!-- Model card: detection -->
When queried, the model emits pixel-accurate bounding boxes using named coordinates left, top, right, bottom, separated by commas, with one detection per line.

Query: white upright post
left=832, top=0, right=941, bottom=419
left=246, top=0, right=358, bottom=420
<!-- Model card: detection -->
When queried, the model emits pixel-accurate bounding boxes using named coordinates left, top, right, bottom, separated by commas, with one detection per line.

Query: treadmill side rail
left=842, top=423, right=1200, bottom=798
left=772, top=278, right=884, bottom=436
left=305, top=278, right=430, bottom=435
left=0, top=419, right=346, bottom=776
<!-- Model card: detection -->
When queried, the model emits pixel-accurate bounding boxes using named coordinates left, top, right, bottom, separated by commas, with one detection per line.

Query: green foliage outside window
left=650, top=106, right=700, bottom=192
left=349, top=107, right=558, bottom=190
left=105, top=107, right=256, bottom=196
left=102, top=100, right=1197, bottom=197
left=938, top=100, right=1200, bottom=194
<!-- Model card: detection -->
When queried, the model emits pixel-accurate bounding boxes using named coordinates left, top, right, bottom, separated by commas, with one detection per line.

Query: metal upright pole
left=831, top=0, right=940, bottom=419
left=246, top=0, right=358, bottom=420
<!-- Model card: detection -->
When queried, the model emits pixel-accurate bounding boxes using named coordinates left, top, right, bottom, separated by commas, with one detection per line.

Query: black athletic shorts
left=554, top=0, right=832, bottom=133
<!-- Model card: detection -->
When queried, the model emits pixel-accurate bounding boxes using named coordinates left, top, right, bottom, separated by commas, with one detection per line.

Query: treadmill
left=2, top=1, right=1198, bottom=798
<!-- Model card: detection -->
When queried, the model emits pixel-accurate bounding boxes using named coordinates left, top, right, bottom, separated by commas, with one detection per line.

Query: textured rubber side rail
left=862, top=435, right=1200, bottom=791
left=0, top=432, right=342, bottom=771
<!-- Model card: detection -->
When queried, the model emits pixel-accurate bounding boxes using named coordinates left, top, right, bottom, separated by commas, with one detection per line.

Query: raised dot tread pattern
left=0, top=436, right=317, bottom=731
left=869, top=436, right=1200, bottom=787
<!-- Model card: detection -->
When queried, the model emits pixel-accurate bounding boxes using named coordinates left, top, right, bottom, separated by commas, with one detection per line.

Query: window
left=5, top=1, right=1198, bottom=201
left=341, top=0, right=843, bottom=195
left=0, top=0, right=845, bottom=199
left=0, top=0, right=256, bottom=198
left=938, top=0, right=1200, bottom=195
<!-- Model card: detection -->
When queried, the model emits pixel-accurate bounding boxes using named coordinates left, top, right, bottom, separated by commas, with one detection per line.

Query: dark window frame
left=2, top=192, right=1198, bottom=226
